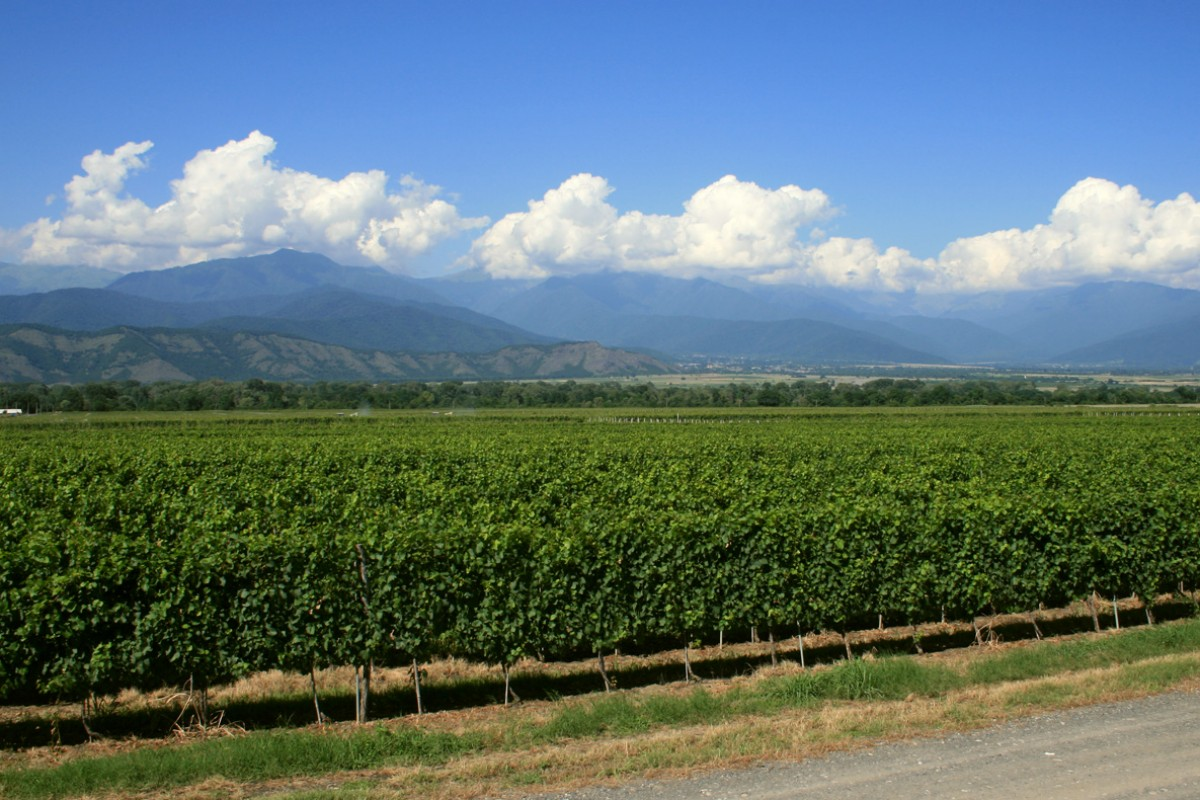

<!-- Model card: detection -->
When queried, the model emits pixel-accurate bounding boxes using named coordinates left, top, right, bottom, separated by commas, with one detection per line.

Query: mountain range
left=1, top=249, right=1198, bottom=382
left=427, top=267, right=1200, bottom=370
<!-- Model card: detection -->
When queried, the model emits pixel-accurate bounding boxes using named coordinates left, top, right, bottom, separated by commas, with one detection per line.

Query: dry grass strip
left=75, top=649, right=1200, bottom=800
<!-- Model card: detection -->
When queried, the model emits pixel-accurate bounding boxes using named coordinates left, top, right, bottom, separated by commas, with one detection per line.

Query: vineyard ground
left=4, top=597, right=1195, bottom=777
left=3, top=595, right=1188, bottom=752
left=3, top=621, right=1200, bottom=800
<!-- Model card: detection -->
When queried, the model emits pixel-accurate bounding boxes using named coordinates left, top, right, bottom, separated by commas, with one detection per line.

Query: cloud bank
left=932, top=178, right=1200, bottom=292
left=6, top=133, right=1198, bottom=293
left=468, top=175, right=1200, bottom=293
left=467, top=173, right=835, bottom=279
left=12, top=132, right=488, bottom=271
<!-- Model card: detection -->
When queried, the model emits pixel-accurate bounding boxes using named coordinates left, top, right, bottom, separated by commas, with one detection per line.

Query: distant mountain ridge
left=446, top=270, right=1200, bottom=369
left=109, top=249, right=448, bottom=305
left=0, top=262, right=120, bottom=295
left=547, top=313, right=948, bottom=364
left=0, top=324, right=669, bottom=383
left=201, top=287, right=558, bottom=353
left=4, top=249, right=1200, bottom=377
left=942, top=281, right=1200, bottom=357
left=443, top=271, right=1002, bottom=364
left=0, top=287, right=284, bottom=329
left=449, top=271, right=949, bottom=363
left=1053, top=313, right=1200, bottom=370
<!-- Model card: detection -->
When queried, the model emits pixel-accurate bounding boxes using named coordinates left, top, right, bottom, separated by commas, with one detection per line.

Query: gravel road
left=529, top=691, right=1200, bottom=799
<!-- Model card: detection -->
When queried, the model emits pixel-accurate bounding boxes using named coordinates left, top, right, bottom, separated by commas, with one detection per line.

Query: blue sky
left=2, top=1, right=1197, bottom=292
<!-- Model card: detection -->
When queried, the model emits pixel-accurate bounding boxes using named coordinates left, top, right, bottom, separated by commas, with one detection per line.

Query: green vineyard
left=2, top=408, right=1199, bottom=712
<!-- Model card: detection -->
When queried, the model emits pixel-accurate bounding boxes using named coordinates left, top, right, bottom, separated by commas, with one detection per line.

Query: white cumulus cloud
left=934, top=178, right=1200, bottom=291
left=12, top=132, right=488, bottom=271
left=757, top=238, right=937, bottom=291
left=468, top=175, right=1200, bottom=293
left=465, top=173, right=835, bottom=279
left=10, top=143, right=1198, bottom=295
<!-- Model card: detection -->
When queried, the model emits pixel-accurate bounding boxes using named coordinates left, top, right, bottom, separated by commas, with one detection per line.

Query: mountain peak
left=107, top=249, right=446, bottom=305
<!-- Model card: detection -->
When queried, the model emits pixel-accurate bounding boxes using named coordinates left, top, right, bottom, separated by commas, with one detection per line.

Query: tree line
left=1, top=376, right=1196, bottom=413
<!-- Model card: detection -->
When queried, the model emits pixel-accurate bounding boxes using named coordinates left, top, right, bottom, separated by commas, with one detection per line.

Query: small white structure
left=1, top=409, right=23, bottom=416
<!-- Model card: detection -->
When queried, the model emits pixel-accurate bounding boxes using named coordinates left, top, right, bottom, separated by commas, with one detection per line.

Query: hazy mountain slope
left=559, top=272, right=798, bottom=319
left=479, top=272, right=945, bottom=364
left=756, top=280, right=1200, bottom=365
left=108, top=249, right=448, bottom=305
left=0, top=283, right=553, bottom=354
left=742, top=282, right=883, bottom=321
left=847, top=316, right=1025, bottom=364
left=266, top=287, right=551, bottom=334
left=942, top=281, right=1200, bottom=356
left=487, top=283, right=621, bottom=340
left=0, top=325, right=669, bottom=383
left=0, top=262, right=121, bottom=294
left=1053, top=314, right=1200, bottom=370
left=0, top=288, right=281, bottom=330
left=420, top=269, right=542, bottom=315
left=203, top=288, right=557, bottom=353
left=489, top=272, right=800, bottom=335
left=581, top=314, right=946, bottom=364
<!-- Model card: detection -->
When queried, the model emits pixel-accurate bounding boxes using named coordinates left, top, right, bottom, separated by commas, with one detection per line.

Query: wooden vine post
left=355, top=543, right=372, bottom=724
left=310, top=667, right=325, bottom=725
left=598, top=650, right=613, bottom=692
left=412, top=659, right=425, bottom=715
left=1087, top=591, right=1102, bottom=632
left=682, top=636, right=701, bottom=683
left=502, top=663, right=521, bottom=706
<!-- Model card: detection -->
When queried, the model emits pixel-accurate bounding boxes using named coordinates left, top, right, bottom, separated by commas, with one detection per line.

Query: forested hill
left=0, top=325, right=667, bottom=384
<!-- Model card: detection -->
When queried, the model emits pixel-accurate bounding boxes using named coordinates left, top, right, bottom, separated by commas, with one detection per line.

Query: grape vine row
left=2, top=409, right=1197, bottom=713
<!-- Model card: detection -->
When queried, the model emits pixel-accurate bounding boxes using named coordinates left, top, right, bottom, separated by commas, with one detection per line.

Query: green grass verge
left=5, top=619, right=1200, bottom=800
left=526, top=687, right=727, bottom=744
left=756, top=652, right=964, bottom=706
left=0, top=727, right=482, bottom=800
